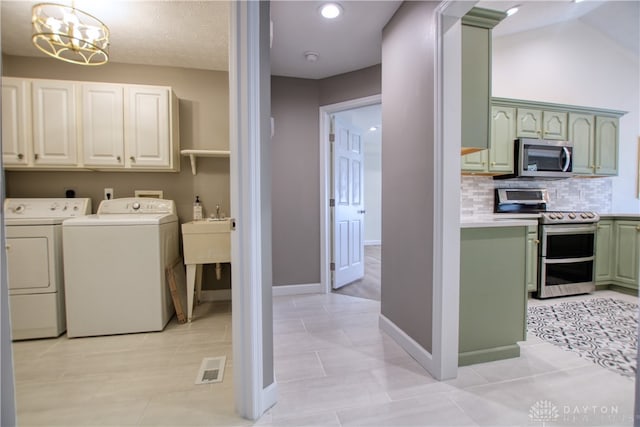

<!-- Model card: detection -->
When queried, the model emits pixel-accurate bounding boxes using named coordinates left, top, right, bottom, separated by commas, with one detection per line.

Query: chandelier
left=32, top=3, right=110, bottom=66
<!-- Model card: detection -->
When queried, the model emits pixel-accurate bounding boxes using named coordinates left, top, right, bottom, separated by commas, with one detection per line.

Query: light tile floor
left=12, top=290, right=637, bottom=426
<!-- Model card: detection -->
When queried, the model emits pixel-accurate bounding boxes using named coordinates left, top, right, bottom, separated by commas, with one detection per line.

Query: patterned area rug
left=527, top=298, right=639, bottom=377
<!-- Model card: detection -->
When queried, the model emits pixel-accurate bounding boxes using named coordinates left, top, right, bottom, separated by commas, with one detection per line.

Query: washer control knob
left=581, top=213, right=588, bottom=219
left=557, top=213, right=564, bottom=219
left=568, top=213, right=576, bottom=219
left=14, top=204, right=25, bottom=214
left=50, top=203, right=58, bottom=211
left=132, top=202, right=141, bottom=211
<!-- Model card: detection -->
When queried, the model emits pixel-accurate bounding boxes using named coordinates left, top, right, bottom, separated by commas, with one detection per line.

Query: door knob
left=357, top=210, right=366, bottom=214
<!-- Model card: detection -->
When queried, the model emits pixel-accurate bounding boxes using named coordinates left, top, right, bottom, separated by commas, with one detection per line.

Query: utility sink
left=181, top=219, right=232, bottom=264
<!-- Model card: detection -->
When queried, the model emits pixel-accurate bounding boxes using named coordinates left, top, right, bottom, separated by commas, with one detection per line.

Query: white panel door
left=2, top=78, right=30, bottom=165
left=32, top=80, right=77, bottom=165
left=82, top=84, right=125, bottom=167
left=124, top=86, right=170, bottom=168
left=332, top=117, right=365, bottom=289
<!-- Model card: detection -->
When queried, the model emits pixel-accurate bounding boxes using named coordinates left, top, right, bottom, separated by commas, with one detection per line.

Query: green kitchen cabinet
left=462, top=105, right=516, bottom=174
left=525, top=225, right=539, bottom=292
left=461, top=8, right=506, bottom=153
left=459, top=226, right=527, bottom=366
left=595, top=220, right=614, bottom=283
left=594, top=116, right=619, bottom=176
left=516, top=108, right=567, bottom=140
left=570, top=113, right=619, bottom=176
left=613, top=221, right=640, bottom=289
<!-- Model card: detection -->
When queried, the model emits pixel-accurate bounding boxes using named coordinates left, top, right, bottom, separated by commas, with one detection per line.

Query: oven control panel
left=539, top=211, right=599, bottom=224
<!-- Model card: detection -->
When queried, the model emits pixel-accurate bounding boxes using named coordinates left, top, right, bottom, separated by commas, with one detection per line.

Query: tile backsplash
left=461, top=176, right=613, bottom=216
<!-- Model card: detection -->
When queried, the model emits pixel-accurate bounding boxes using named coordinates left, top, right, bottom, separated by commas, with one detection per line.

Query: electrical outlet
left=104, top=188, right=114, bottom=200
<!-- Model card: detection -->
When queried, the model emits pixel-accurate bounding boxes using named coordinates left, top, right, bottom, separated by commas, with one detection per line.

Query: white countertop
left=460, top=214, right=539, bottom=228
left=598, top=213, right=640, bottom=219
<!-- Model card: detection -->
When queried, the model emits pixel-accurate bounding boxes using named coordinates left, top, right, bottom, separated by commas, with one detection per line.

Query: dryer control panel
left=5, top=198, right=92, bottom=219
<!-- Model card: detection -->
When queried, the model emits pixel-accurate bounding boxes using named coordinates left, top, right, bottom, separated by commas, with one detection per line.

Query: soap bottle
left=193, top=196, right=203, bottom=220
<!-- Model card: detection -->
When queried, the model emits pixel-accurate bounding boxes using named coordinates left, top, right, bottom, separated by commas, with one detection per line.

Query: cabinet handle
left=17, top=153, right=23, bottom=160
left=129, top=156, right=135, bottom=162
left=34, top=153, right=39, bottom=160
left=117, top=156, right=121, bottom=162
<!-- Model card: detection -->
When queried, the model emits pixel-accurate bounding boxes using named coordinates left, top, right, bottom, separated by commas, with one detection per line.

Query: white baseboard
left=364, top=240, right=381, bottom=246
left=262, top=381, right=278, bottom=414
left=379, top=313, right=433, bottom=373
left=272, top=283, right=323, bottom=296
left=200, top=289, right=232, bottom=302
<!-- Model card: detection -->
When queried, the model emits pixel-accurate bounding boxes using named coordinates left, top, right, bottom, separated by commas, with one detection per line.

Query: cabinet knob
left=596, top=165, right=601, bottom=169
left=17, top=153, right=23, bottom=160
left=34, top=153, right=39, bottom=160
left=636, top=225, right=640, bottom=232
left=491, top=162, right=496, bottom=166
left=117, top=156, right=121, bottom=162
left=534, top=239, right=540, bottom=244
left=129, top=156, right=135, bottom=162
left=482, top=161, right=486, bottom=166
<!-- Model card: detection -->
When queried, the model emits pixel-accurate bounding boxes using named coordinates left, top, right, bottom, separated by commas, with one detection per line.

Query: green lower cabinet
left=613, top=221, right=640, bottom=289
left=595, top=220, right=614, bottom=283
left=459, top=226, right=527, bottom=366
left=525, top=225, right=539, bottom=292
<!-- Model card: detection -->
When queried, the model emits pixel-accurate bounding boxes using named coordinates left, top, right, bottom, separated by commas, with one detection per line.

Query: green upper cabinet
left=594, top=116, right=619, bottom=176
left=516, top=108, right=567, bottom=140
left=461, top=8, right=506, bottom=154
left=569, top=113, right=595, bottom=174
left=571, top=113, right=619, bottom=176
left=462, top=104, right=515, bottom=174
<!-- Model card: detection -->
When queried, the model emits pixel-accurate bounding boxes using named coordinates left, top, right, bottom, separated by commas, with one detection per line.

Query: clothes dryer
left=62, top=198, right=179, bottom=338
left=4, top=198, right=92, bottom=340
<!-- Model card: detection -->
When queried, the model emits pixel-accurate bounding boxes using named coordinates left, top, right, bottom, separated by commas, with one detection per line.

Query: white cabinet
left=124, top=86, right=176, bottom=169
left=2, top=77, right=179, bottom=172
left=1, top=77, right=30, bottom=166
left=82, top=83, right=125, bottom=167
left=31, top=80, right=78, bottom=166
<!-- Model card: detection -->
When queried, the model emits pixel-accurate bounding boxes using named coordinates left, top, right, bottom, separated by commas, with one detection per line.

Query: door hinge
left=329, top=198, right=335, bottom=207
left=330, top=262, right=335, bottom=271
left=329, top=133, right=335, bottom=143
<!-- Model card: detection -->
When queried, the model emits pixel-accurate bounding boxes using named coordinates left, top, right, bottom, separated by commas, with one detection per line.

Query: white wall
left=492, top=20, right=640, bottom=213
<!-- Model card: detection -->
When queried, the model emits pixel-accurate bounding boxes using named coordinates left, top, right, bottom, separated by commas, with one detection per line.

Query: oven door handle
left=542, top=256, right=595, bottom=264
left=541, top=224, right=597, bottom=235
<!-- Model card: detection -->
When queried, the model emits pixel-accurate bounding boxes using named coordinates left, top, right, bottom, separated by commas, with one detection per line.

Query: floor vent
left=195, top=356, right=226, bottom=385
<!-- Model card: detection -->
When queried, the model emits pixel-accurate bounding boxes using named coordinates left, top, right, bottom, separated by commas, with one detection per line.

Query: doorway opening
left=319, top=95, right=381, bottom=300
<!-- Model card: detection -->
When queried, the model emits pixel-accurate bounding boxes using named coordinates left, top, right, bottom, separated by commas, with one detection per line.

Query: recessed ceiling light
left=304, top=51, right=319, bottom=62
left=506, top=5, right=519, bottom=16
left=574, top=0, right=585, bottom=3
left=320, top=3, right=342, bottom=19
left=369, top=126, right=378, bottom=131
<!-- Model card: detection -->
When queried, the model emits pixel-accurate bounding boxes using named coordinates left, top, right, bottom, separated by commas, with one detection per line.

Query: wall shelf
left=180, top=149, right=230, bottom=175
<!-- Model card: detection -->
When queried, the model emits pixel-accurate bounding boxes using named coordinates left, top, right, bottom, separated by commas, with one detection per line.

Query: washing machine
left=4, top=198, right=92, bottom=340
left=62, top=197, right=179, bottom=338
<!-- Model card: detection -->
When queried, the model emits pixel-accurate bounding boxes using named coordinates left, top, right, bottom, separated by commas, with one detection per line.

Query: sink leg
left=186, top=264, right=197, bottom=322
left=195, top=264, right=203, bottom=305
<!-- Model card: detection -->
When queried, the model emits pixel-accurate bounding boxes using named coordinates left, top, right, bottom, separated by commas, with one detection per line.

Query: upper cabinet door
left=82, top=84, right=125, bottom=167
left=31, top=80, right=77, bottom=166
left=124, top=86, right=170, bottom=168
left=595, top=116, right=619, bottom=176
left=2, top=77, right=30, bottom=166
left=488, top=105, right=516, bottom=173
left=516, top=108, right=542, bottom=138
left=541, top=111, right=567, bottom=140
left=568, top=113, right=595, bottom=175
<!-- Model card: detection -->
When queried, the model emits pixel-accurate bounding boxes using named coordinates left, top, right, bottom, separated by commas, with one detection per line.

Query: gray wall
left=2, top=55, right=231, bottom=291
left=381, top=1, right=438, bottom=353
left=270, top=65, right=381, bottom=286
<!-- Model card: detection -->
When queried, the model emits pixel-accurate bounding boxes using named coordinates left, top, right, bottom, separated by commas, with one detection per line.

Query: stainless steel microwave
left=496, top=138, right=573, bottom=179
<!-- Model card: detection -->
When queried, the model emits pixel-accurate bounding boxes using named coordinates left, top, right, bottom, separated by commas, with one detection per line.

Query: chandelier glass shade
left=32, top=3, right=110, bottom=66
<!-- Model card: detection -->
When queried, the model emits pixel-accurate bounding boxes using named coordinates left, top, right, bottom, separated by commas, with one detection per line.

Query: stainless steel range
left=495, top=188, right=599, bottom=299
